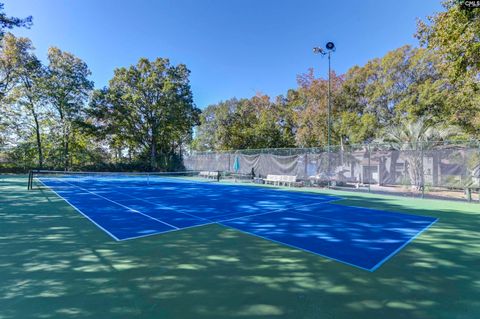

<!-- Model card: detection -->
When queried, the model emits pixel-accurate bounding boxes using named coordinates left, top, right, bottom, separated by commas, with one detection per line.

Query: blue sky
left=5, top=0, right=442, bottom=108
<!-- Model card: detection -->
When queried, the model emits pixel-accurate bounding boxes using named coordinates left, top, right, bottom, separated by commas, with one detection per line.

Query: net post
left=27, top=170, right=31, bottom=190
left=27, top=170, right=33, bottom=190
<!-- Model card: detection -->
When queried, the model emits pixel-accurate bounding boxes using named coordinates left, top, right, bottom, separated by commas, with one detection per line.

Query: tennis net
left=28, top=170, right=221, bottom=190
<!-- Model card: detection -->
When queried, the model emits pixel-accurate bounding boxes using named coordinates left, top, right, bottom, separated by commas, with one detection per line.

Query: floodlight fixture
left=326, top=42, right=335, bottom=51
left=313, top=47, right=325, bottom=55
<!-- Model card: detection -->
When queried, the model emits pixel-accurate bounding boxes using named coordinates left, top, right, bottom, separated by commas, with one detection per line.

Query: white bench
left=282, top=175, right=299, bottom=187
left=264, top=174, right=300, bottom=187
left=264, top=174, right=281, bottom=185
left=199, top=171, right=218, bottom=179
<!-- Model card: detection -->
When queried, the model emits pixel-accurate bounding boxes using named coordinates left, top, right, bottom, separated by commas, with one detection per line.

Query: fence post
left=421, top=142, right=425, bottom=199
left=228, top=153, right=231, bottom=173
left=327, top=144, right=331, bottom=188
left=367, top=144, right=371, bottom=193
left=304, top=153, right=308, bottom=180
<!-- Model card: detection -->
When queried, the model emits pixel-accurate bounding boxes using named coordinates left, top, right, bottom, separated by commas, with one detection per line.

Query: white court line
left=218, top=200, right=338, bottom=223
left=284, top=210, right=436, bottom=235
left=369, top=218, right=439, bottom=271
left=118, top=221, right=218, bottom=241
left=209, top=197, right=339, bottom=221
left=117, top=197, right=341, bottom=241
left=37, top=177, right=438, bottom=271
left=58, top=180, right=179, bottom=230
left=105, top=187, right=213, bottom=222
left=36, top=179, right=121, bottom=241
left=109, top=185, right=341, bottom=223
left=40, top=178, right=344, bottom=240
left=42, top=176, right=218, bottom=241
left=221, top=222, right=373, bottom=272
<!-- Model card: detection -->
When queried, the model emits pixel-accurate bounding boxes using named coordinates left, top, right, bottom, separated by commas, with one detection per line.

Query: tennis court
left=3, top=175, right=479, bottom=319
left=31, top=171, right=437, bottom=272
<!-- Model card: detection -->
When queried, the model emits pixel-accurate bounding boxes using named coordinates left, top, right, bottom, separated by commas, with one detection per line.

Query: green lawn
left=0, top=175, right=479, bottom=319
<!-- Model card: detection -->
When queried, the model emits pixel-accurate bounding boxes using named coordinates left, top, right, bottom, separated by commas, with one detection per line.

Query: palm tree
left=379, top=116, right=458, bottom=190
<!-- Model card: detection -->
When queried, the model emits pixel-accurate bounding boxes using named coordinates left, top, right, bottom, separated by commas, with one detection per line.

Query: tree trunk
left=150, top=136, right=157, bottom=171
left=27, top=95, right=43, bottom=169
left=33, top=113, right=43, bottom=169
left=387, top=151, right=400, bottom=185
left=64, top=138, right=69, bottom=171
left=406, top=150, right=422, bottom=191
left=63, top=121, right=69, bottom=171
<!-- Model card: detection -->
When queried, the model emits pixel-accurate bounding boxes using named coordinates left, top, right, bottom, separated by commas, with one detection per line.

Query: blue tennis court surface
left=39, top=176, right=437, bottom=271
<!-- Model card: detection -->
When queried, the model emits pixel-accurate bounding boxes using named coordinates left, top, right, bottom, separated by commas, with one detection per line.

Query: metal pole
left=327, top=53, right=332, bottom=188
left=312, top=42, right=334, bottom=151
left=421, top=143, right=425, bottom=199
left=368, top=144, right=371, bottom=193
left=328, top=52, right=331, bottom=151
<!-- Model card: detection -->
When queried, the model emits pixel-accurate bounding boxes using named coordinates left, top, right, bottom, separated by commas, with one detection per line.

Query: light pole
left=313, top=42, right=335, bottom=150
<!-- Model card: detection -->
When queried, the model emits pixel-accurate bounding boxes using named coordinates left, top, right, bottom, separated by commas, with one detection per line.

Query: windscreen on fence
left=183, top=143, right=480, bottom=189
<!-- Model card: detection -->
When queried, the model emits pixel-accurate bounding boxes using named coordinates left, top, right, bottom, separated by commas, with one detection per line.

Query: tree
left=0, top=3, right=32, bottom=40
left=1, top=34, right=46, bottom=167
left=228, top=94, right=295, bottom=149
left=416, top=0, right=480, bottom=136
left=416, top=0, right=480, bottom=79
left=336, top=46, right=460, bottom=142
left=334, top=111, right=378, bottom=144
left=289, top=69, right=343, bottom=147
left=191, top=99, right=238, bottom=151
left=91, top=58, right=200, bottom=170
left=0, top=99, right=10, bottom=145
left=192, top=94, right=296, bottom=151
left=269, top=95, right=297, bottom=148
left=380, top=116, right=458, bottom=190
left=0, top=32, right=20, bottom=100
left=44, top=47, right=93, bottom=170
left=86, top=88, right=128, bottom=163
left=0, top=3, right=32, bottom=101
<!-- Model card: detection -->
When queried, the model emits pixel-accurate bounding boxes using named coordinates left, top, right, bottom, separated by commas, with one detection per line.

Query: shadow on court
left=0, top=176, right=479, bottom=318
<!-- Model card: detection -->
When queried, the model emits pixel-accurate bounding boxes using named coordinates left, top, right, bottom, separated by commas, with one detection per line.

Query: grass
left=0, top=175, right=479, bottom=319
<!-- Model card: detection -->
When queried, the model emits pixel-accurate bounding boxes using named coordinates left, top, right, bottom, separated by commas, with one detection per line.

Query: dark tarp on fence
left=184, top=142, right=480, bottom=189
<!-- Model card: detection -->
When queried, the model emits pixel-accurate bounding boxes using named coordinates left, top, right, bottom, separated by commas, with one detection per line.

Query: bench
left=264, top=174, right=300, bottom=187
left=264, top=174, right=280, bottom=185
left=199, top=171, right=219, bottom=179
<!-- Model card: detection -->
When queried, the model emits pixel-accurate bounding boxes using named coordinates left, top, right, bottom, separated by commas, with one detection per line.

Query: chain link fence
left=2, top=141, right=480, bottom=201
left=184, top=141, right=480, bottom=201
